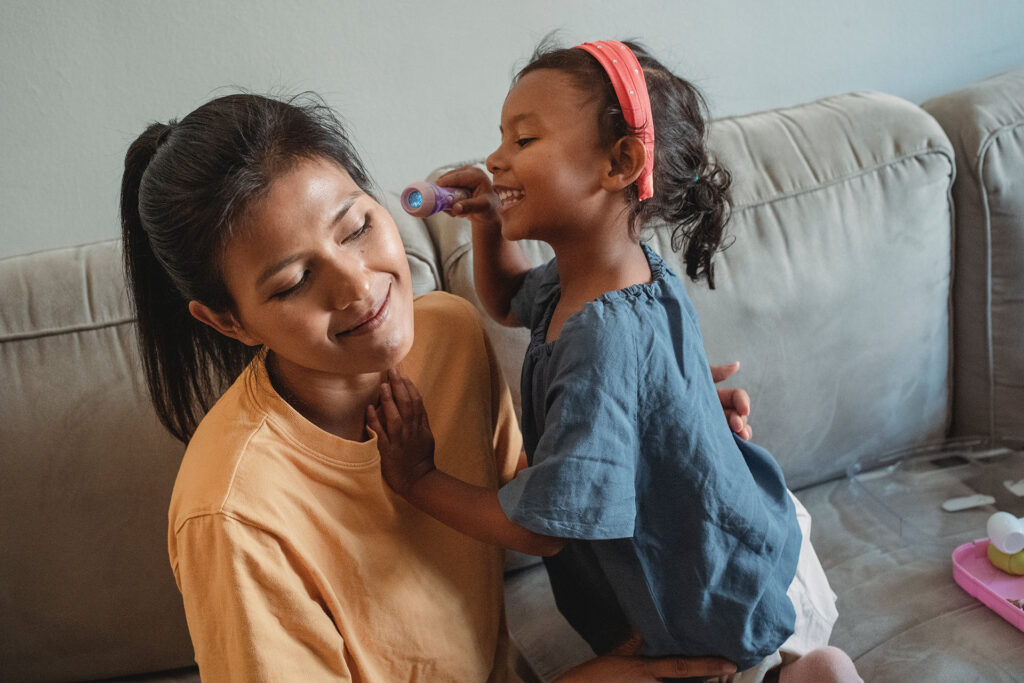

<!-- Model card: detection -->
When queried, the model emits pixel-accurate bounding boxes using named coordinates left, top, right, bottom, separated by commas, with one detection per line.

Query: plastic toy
left=400, top=182, right=471, bottom=217
left=985, top=512, right=1024, bottom=575
left=987, top=511, right=1024, bottom=554
left=953, top=539, right=1024, bottom=631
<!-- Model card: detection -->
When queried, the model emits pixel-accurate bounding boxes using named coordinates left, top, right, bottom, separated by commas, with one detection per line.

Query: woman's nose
left=325, top=253, right=372, bottom=310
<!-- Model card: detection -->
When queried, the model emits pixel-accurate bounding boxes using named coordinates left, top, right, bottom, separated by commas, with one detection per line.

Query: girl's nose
left=486, top=144, right=506, bottom=175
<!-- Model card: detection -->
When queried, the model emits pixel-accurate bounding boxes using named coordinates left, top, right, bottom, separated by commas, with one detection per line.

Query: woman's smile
left=337, top=282, right=392, bottom=338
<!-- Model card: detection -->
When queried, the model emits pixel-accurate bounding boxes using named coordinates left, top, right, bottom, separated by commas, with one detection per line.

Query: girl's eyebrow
left=255, top=191, right=362, bottom=286
left=500, top=112, right=539, bottom=133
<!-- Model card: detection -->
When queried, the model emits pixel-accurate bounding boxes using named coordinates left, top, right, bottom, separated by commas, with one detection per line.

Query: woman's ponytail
left=120, top=122, right=242, bottom=443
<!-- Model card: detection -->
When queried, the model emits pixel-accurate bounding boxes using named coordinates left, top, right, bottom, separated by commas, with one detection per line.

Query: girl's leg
left=777, top=646, right=862, bottom=683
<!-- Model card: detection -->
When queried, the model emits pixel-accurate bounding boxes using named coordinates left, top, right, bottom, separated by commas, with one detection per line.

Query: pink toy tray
left=952, top=539, right=1024, bottom=632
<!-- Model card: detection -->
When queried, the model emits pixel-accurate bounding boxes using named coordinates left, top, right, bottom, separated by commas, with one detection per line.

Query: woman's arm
left=173, top=515, right=352, bottom=681
left=437, top=166, right=532, bottom=326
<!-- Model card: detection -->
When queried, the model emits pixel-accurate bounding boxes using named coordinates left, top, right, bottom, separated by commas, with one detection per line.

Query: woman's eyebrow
left=255, top=192, right=361, bottom=286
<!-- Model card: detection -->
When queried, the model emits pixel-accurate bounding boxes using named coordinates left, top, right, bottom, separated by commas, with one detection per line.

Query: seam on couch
left=443, top=242, right=474, bottom=283
left=0, top=237, right=120, bottom=264
left=0, top=316, right=135, bottom=343
left=974, top=121, right=1024, bottom=439
left=440, top=148, right=957, bottom=284
left=404, top=247, right=443, bottom=291
left=730, top=147, right=955, bottom=213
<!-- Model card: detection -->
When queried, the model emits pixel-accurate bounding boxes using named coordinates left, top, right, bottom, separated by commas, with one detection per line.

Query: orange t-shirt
left=168, top=292, right=522, bottom=682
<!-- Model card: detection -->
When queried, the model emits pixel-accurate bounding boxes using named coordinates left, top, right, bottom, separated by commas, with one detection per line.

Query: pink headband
left=574, top=40, right=655, bottom=200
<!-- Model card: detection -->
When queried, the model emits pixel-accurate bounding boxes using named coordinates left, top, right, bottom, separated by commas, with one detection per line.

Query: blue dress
left=497, top=243, right=802, bottom=669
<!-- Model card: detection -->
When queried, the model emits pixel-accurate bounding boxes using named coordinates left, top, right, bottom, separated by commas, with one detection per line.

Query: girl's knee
left=782, top=646, right=861, bottom=683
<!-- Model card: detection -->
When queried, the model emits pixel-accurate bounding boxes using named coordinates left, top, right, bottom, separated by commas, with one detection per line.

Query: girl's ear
left=188, top=300, right=261, bottom=346
left=602, top=135, right=647, bottom=193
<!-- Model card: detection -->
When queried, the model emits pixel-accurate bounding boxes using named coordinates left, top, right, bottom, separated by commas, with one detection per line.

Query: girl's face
left=216, top=156, right=415, bottom=382
left=486, top=69, right=613, bottom=243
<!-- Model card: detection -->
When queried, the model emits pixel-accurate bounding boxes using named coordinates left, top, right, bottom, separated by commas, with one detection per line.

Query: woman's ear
left=602, top=135, right=647, bottom=192
left=188, top=300, right=261, bottom=346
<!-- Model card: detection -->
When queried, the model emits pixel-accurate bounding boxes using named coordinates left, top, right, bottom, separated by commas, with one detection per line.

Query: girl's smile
left=493, top=185, right=525, bottom=212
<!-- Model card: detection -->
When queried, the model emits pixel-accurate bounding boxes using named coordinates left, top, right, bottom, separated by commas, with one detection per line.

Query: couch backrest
left=0, top=193, right=435, bottom=681
left=425, top=91, right=955, bottom=489
left=923, top=67, right=1024, bottom=442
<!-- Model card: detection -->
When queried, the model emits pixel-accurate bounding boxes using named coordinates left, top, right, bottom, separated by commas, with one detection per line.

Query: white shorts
left=709, top=491, right=839, bottom=683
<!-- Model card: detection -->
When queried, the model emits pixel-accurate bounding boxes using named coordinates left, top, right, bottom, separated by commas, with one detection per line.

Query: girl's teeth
left=498, top=189, right=524, bottom=206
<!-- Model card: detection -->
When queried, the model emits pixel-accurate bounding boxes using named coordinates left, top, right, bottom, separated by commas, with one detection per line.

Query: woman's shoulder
left=414, top=290, right=478, bottom=317
left=169, top=367, right=276, bottom=532
left=413, top=291, right=487, bottom=338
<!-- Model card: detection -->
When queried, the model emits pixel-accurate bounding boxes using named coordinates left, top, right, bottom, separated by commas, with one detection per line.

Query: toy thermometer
left=401, top=182, right=471, bottom=217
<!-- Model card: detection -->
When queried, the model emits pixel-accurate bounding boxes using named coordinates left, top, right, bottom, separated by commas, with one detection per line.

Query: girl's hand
left=366, top=368, right=436, bottom=499
left=710, top=361, right=753, bottom=440
left=436, top=166, right=501, bottom=232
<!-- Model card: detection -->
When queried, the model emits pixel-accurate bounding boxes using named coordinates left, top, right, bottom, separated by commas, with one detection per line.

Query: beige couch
left=2, top=68, right=1022, bottom=682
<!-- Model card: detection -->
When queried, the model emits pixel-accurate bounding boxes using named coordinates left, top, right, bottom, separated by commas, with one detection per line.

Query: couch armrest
left=923, top=68, right=1024, bottom=441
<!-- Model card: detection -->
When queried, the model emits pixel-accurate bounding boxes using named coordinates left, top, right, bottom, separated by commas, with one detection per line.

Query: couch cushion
left=923, top=68, right=1024, bottom=441
left=0, top=240, right=194, bottom=682
left=0, top=194, right=436, bottom=682
left=425, top=91, right=955, bottom=489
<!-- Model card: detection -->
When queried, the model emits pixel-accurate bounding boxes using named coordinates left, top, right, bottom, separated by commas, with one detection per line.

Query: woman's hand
left=366, top=368, right=436, bottom=499
left=710, top=361, right=752, bottom=441
left=556, top=654, right=737, bottom=682
left=436, top=166, right=501, bottom=232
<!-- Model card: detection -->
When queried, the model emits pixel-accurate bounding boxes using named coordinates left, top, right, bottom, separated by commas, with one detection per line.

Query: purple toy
left=401, top=182, right=471, bottom=217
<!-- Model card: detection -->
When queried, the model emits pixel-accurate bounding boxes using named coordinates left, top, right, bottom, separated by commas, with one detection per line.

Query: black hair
left=517, top=39, right=732, bottom=287
left=120, top=93, right=375, bottom=443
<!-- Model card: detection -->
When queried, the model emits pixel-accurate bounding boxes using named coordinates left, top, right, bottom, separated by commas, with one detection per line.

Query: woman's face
left=218, top=156, right=415, bottom=383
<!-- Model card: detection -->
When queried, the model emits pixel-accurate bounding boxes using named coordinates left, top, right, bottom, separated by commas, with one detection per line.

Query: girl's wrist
left=403, top=465, right=440, bottom=507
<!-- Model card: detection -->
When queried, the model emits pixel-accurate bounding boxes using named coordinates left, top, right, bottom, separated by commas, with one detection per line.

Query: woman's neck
left=266, top=352, right=382, bottom=441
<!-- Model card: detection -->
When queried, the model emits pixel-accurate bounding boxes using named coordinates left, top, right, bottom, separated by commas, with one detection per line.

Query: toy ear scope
left=401, top=182, right=471, bottom=217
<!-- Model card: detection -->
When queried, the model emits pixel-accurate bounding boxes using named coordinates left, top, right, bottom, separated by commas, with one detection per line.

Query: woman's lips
left=339, top=284, right=391, bottom=337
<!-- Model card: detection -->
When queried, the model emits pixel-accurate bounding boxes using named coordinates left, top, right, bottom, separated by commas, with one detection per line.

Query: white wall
left=2, top=0, right=1023, bottom=258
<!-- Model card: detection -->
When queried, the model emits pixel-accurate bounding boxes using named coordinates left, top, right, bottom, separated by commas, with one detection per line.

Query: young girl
left=371, top=40, right=860, bottom=682
left=120, top=91, right=742, bottom=681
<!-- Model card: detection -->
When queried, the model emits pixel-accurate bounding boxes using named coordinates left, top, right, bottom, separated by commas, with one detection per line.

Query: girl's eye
left=515, top=137, right=535, bottom=148
left=273, top=270, right=310, bottom=299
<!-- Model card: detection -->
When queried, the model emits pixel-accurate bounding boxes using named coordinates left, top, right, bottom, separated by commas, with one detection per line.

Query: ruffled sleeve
left=497, top=313, right=639, bottom=539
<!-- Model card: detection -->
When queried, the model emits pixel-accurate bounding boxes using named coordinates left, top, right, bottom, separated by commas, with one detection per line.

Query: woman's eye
left=273, top=270, right=309, bottom=299
left=343, top=217, right=373, bottom=243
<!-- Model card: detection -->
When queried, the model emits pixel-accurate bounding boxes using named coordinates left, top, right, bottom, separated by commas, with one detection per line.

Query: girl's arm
left=367, top=368, right=565, bottom=557
left=437, top=166, right=532, bottom=326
